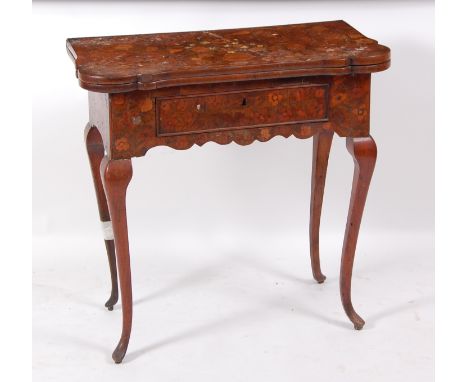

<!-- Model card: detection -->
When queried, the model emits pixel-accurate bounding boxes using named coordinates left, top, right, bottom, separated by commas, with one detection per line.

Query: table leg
left=101, top=156, right=133, bottom=363
left=309, top=131, right=334, bottom=283
left=84, top=124, right=119, bottom=310
left=340, top=136, right=377, bottom=330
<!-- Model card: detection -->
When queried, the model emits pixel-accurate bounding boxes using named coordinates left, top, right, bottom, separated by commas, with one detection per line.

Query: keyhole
left=241, top=97, right=247, bottom=106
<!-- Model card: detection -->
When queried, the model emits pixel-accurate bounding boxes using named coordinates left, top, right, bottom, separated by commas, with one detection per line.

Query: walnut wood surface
left=340, top=136, right=377, bottom=330
left=67, top=20, right=390, bottom=92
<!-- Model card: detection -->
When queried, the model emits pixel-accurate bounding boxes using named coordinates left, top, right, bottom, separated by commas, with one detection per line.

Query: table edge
left=66, top=21, right=391, bottom=93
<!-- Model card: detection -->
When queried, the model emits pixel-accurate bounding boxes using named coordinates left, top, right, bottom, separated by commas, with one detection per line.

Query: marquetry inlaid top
left=66, top=20, right=390, bottom=92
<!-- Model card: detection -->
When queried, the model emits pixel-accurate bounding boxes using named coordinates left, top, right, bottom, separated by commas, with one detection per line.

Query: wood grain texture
left=66, top=20, right=390, bottom=92
left=84, top=124, right=119, bottom=310
left=340, top=136, right=377, bottom=330
left=309, top=131, right=334, bottom=283
left=101, top=157, right=133, bottom=363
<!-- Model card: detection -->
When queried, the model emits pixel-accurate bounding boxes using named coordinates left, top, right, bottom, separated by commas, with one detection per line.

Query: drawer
left=156, top=84, right=329, bottom=136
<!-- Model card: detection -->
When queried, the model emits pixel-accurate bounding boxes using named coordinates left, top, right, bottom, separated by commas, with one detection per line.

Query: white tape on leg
left=101, top=221, right=114, bottom=240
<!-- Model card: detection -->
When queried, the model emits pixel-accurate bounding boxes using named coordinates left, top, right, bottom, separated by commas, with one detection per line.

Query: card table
left=66, top=20, right=390, bottom=363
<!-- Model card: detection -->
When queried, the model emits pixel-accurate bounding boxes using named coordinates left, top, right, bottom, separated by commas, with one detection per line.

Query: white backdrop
left=33, top=1, right=434, bottom=381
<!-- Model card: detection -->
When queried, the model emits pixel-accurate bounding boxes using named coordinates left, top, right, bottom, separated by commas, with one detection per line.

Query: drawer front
left=156, top=84, right=328, bottom=136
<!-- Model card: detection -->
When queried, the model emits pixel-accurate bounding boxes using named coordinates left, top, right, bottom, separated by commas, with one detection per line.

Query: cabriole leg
left=340, top=136, right=377, bottom=330
left=84, top=124, right=118, bottom=310
left=309, top=131, right=334, bottom=283
left=101, top=156, right=133, bottom=363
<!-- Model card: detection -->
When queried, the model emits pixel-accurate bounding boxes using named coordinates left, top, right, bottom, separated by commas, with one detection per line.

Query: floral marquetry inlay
left=103, top=75, right=371, bottom=159
left=156, top=84, right=329, bottom=137
left=71, top=20, right=390, bottom=363
left=67, top=20, right=390, bottom=92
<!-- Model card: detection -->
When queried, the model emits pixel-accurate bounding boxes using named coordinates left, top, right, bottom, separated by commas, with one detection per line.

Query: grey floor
left=33, top=232, right=433, bottom=381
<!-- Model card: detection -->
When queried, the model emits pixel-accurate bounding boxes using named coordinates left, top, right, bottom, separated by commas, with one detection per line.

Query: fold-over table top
left=66, top=20, right=390, bottom=93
